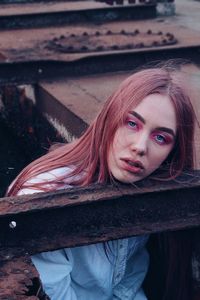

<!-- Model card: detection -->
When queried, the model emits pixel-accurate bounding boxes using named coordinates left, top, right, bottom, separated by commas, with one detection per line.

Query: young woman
left=7, top=64, right=195, bottom=300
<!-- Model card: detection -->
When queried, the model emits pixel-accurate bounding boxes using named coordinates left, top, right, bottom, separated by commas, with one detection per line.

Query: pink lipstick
left=121, top=158, right=144, bottom=174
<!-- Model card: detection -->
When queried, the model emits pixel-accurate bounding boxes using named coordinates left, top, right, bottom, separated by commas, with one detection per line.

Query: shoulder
left=29, top=167, right=73, bottom=182
left=17, top=166, right=73, bottom=196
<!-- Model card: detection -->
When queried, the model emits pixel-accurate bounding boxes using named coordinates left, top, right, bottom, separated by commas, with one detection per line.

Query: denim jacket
left=18, top=167, right=149, bottom=300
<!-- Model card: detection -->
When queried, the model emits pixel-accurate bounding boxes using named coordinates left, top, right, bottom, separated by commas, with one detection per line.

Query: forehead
left=131, top=93, right=177, bottom=131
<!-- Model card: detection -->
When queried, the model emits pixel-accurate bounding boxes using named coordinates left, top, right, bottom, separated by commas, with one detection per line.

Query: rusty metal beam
left=0, top=4, right=156, bottom=30
left=1, top=171, right=200, bottom=261
left=1, top=45, right=200, bottom=85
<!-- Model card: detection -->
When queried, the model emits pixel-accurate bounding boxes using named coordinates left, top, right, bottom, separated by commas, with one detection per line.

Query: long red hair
left=7, top=66, right=195, bottom=196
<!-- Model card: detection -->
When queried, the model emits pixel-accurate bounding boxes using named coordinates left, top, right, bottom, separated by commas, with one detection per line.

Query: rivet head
left=9, top=221, right=16, bottom=229
left=120, top=29, right=126, bottom=35
left=152, top=41, right=159, bottom=46
left=106, top=30, right=112, bottom=35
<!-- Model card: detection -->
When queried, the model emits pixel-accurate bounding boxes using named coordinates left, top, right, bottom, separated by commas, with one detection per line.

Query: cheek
left=152, top=145, right=174, bottom=166
left=111, top=130, right=124, bottom=153
left=108, top=135, right=120, bottom=163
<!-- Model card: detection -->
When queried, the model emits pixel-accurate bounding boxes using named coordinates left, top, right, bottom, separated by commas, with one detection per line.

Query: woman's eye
left=152, top=132, right=173, bottom=145
left=154, top=134, right=166, bottom=144
left=127, top=120, right=137, bottom=128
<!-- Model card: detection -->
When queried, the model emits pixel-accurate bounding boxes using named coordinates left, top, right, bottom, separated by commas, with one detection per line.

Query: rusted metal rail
left=0, top=171, right=200, bottom=299
left=1, top=45, right=200, bottom=85
left=1, top=15, right=200, bottom=85
left=0, top=2, right=156, bottom=29
left=1, top=171, right=200, bottom=260
left=0, top=173, right=199, bottom=300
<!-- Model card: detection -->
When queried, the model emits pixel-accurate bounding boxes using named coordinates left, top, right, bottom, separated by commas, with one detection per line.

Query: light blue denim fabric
left=18, top=168, right=149, bottom=300
left=32, top=235, right=149, bottom=300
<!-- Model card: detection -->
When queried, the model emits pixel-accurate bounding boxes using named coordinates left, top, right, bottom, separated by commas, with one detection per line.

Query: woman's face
left=108, top=93, right=177, bottom=183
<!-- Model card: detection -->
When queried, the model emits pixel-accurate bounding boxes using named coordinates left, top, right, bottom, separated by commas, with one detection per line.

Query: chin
left=113, top=171, right=142, bottom=184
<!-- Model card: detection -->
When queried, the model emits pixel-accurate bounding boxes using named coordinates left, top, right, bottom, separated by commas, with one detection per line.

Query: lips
left=121, top=158, right=144, bottom=174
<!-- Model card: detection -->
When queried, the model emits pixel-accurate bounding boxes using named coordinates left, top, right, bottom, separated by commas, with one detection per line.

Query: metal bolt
left=120, top=29, right=126, bottom=35
left=106, top=30, right=112, bottom=35
left=83, top=32, right=88, bottom=36
left=9, top=221, right=16, bottom=229
left=38, top=68, right=43, bottom=74
left=166, top=33, right=174, bottom=41
left=134, top=29, right=139, bottom=34
left=152, top=41, right=159, bottom=46
left=147, top=29, right=152, bottom=34
left=166, top=32, right=172, bottom=37
left=60, top=35, right=65, bottom=39
left=95, top=31, right=100, bottom=36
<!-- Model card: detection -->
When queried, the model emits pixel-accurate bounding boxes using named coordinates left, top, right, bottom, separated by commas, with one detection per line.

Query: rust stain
left=0, top=256, right=48, bottom=299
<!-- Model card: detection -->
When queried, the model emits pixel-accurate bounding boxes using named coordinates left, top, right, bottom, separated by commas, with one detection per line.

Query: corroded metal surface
left=1, top=171, right=200, bottom=258
left=45, top=29, right=176, bottom=53
left=0, top=256, right=37, bottom=299
left=0, top=1, right=156, bottom=29
left=0, top=0, right=196, bottom=84
left=1, top=46, right=200, bottom=86
left=0, top=255, right=48, bottom=299
left=0, top=174, right=199, bottom=299
left=0, top=20, right=197, bottom=62
left=0, top=16, right=200, bottom=85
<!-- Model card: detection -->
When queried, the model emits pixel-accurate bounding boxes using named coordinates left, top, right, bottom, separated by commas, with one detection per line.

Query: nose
left=131, top=134, right=148, bottom=156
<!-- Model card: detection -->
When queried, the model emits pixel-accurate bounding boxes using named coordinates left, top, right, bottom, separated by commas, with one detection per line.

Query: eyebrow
left=129, top=111, right=176, bottom=137
left=130, top=111, right=146, bottom=124
left=155, top=127, right=176, bottom=138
